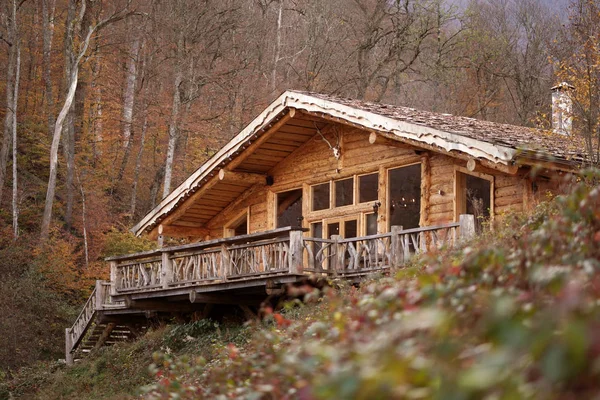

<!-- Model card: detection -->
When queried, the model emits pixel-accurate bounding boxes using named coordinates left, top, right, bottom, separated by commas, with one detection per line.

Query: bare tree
left=10, top=0, right=20, bottom=239
left=0, top=0, right=17, bottom=204
left=41, top=0, right=56, bottom=139
left=41, top=3, right=136, bottom=240
left=117, top=31, right=141, bottom=181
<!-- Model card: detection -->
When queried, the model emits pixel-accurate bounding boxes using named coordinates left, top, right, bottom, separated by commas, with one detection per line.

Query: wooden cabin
left=134, top=91, right=580, bottom=242
left=66, top=91, right=583, bottom=364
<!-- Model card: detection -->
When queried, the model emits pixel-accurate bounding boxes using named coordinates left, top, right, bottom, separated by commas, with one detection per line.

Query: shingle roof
left=296, top=91, right=588, bottom=166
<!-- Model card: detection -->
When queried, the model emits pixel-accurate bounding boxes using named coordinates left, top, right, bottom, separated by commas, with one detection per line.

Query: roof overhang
left=132, top=91, right=544, bottom=236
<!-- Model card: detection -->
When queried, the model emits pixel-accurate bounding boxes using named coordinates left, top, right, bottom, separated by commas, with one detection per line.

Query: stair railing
left=65, top=286, right=97, bottom=365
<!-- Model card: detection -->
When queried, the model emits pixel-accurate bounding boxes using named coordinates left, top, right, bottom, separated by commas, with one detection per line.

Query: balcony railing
left=106, top=217, right=474, bottom=295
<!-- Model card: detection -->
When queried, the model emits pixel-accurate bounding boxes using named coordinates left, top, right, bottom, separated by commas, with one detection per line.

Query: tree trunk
left=41, top=0, right=56, bottom=138
left=0, top=3, right=16, bottom=205
left=130, top=106, right=148, bottom=219
left=11, top=0, right=20, bottom=239
left=89, top=41, right=102, bottom=165
left=162, top=32, right=184, bottom=199
left=117, top=36, right=141, bottom=181
left=41, top=12, right=97, bottom=240
left=270, top=0, right=283, bottom=93
left=61, top=0, right=76, bottom=230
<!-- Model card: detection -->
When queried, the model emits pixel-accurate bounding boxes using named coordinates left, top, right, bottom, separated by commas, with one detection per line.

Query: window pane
left=359, top=173, right=378, bottom=203
left=234, top=219, right=248, bottom=236
left=311, top=222, right=323, bottom=239
left=366, top=213, right=378, bottom=235
left=335, top=178, right=354, bottom=207
left=389, top=164, right=421, bottom=230
left=466, top=175, right=491, bottom=219
left=327, top=222, right=340, bottom=237
left=277, top=189, right=303, bottom=228
left=312, top=183, right=330, bottom=211
left=344, top=219, right=358, bottom=238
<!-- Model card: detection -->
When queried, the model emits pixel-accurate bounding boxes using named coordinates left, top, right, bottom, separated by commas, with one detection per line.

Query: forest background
left=0, top=0, right=599, bottom=374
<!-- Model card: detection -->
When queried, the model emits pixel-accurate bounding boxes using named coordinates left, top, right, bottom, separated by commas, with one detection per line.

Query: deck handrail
left=109, top=227, right=308, bottom=293
left=106, top=218, right=474, bottom=294
left=105, top=227, right=306, bottom=262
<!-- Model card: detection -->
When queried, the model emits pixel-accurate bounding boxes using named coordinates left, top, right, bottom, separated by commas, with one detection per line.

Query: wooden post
left=221, top=244, right=230, bottom=280
left=95, top=280, right=105, bottom=311
left=403, top=234, right=411, bottom=262
left=289, top=230, right=304, bottom=274
left=459, top=214, right=475, bottom=241
left=162, top=251, right=173, bottom=289
left=65, top=328, right=74, bottom=366
left=390, top=225, right=403, bottom=268
left=109, top=261, right=118, bottom=296
left=157, top=224, right=164, bottom=248
left=331, top=235, right=344, bottom=275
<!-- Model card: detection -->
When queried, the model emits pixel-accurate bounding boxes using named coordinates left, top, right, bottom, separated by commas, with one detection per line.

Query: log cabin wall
left=203, top=123, right=539, bottom=240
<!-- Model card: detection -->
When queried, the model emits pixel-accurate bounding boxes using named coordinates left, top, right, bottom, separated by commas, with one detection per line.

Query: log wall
left=201, top=124, right=547, bottom=240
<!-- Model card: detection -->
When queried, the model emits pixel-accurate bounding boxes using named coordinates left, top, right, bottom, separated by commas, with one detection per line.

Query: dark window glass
left=366, top=213, right=378, bottom=235
left=344, top=220, right=358, bottom=238
left=234, top=218, right=248, bottom=236
left=389, top=164, right=421, bottom=230
left=359, top=173, right=378, bottom=203
left=312, top=183, right=330, bottom=211
left=466, top=175, right=491, bottom=219
left=310, top=222, right=324, bottom=270
left=311, top=222, right=323, bottom=239
left=327, top=222, right=340, bottom=237
left=335, top=178, right=354, bottom=207
left=465, top=174, right=491, bottom=233
left=277, top=189, right=303, bottom=227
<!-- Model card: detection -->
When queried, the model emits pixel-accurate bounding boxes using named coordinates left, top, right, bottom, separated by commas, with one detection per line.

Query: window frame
left=453, top=166, right=495, bottom=222
left=223, top=208, right=249, bottom=238
left=386, top=162, right=422, bottom=231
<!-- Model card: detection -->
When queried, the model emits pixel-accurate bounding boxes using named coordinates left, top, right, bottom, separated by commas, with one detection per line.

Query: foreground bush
left=144, top=170, right=600, bottom=399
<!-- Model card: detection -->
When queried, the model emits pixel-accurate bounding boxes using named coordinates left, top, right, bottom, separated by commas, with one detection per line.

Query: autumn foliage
left=139, top=171, right=600, bottom=399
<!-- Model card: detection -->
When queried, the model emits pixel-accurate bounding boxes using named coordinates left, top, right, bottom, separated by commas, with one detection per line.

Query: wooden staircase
left=74, top=323, right=139, bottom=359
left=65, top=280, right=131, bottom=365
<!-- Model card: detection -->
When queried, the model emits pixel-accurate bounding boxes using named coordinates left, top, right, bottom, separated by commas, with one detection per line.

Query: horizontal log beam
left=159, top=224, right=209, bottom=239
left=124, top=297, right=198, bottom=313
left=189, top=290, right=266, bottom=305
left=218, top=169, right=266, bottom=185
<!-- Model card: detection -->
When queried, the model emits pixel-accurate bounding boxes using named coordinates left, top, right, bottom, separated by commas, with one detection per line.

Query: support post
left=459, top=214, right=475, bottom=241
left=109, top=261, right=118, bottom=295
left=221, top=244, right=230, bottom=280
left=331, top=235, right=344, bottom=275
left=65, top=328, right=74, bottom=366
left=162, top=251, right=173, bottom=289
left=95, top=280, right=105, bottom=311
left=288, top=230, right=304, bottom=274
left=390, top=225, right=403, bottom=268
left=403, top=234, right=411, bottom=262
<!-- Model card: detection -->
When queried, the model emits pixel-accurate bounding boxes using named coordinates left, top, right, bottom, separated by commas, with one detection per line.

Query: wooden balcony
left=66, top=217, right=475, bottom=364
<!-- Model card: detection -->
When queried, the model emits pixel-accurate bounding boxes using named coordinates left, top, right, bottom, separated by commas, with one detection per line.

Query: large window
left=388, top=164, right=421, bottom=230
left=456, top=170, right=492, bottom=233
left=277, top=189, right=303, bottom=227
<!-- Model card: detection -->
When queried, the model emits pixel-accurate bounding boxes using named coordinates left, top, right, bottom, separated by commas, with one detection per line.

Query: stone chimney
left=551, top=82, right=574, bottom=135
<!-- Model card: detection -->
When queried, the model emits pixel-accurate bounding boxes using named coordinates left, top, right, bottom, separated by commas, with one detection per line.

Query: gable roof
left=132, top=90, right=585, bottom=236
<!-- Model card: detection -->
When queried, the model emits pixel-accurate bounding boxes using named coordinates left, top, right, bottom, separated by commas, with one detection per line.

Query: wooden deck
left=66, top=218, right=474, bottom=364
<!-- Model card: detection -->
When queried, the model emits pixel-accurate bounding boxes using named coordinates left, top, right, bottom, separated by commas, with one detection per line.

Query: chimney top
left=551, top=82, right=574, bottom=136
left=551, top=82, right=575, bottom=92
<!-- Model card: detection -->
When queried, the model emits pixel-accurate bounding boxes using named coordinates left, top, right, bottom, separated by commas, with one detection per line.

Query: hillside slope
left=3, top=170, right=600, bottom=400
